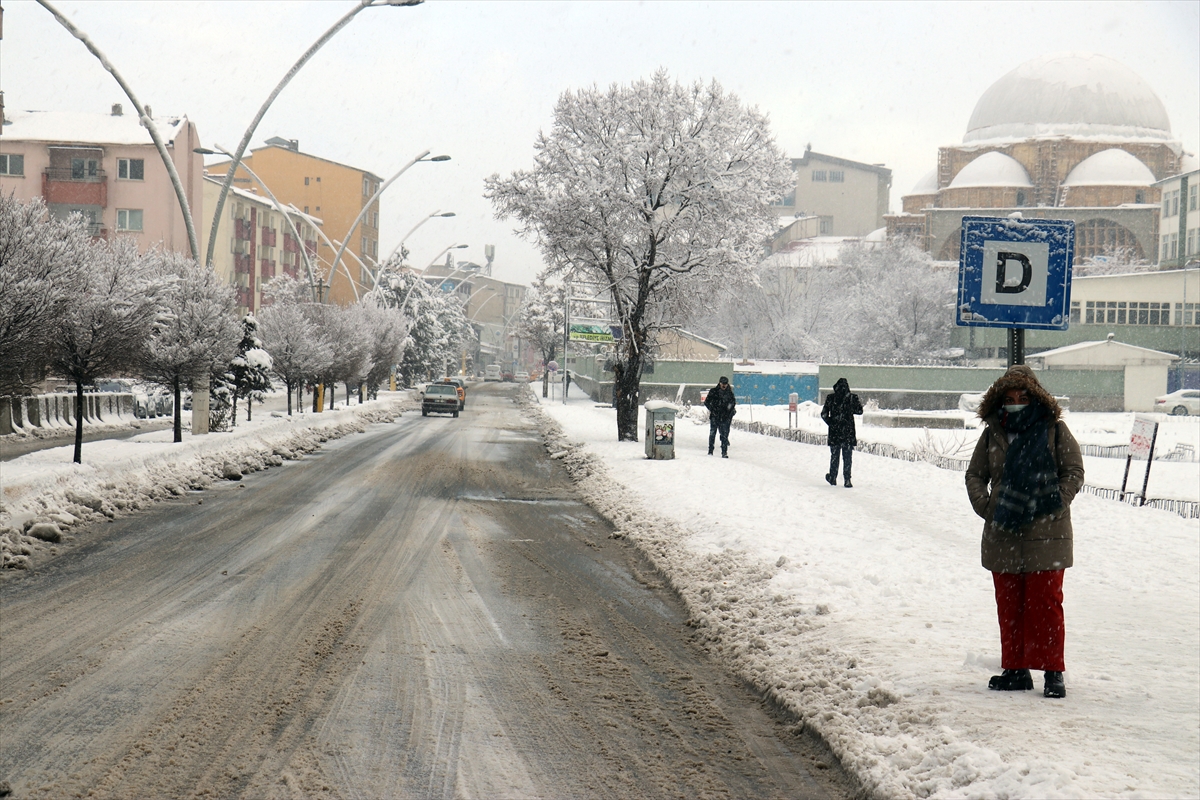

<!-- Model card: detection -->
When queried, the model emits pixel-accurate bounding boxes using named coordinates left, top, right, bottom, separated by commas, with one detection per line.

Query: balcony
left=234, top=254, right=253, bottom=275
left=43, top=169, right=107, bottom=207
left=234, top=218, right=253, bottom=241
left=283, top=232, right=298, bottom=253
left=235, top=287, right=253, bottom=308
left=260, top=259, right=276, bottom=280
left=261, top=228, right=277, bottom=248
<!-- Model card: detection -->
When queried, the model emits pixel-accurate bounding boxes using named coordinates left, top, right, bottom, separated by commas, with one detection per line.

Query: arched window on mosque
left=1075, top=218, right=1144, bottom=263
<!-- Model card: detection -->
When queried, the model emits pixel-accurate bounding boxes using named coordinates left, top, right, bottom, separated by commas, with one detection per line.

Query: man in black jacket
left=704, top=376, right=737, bottom=458
left=821, top=377, right=863, bottom=487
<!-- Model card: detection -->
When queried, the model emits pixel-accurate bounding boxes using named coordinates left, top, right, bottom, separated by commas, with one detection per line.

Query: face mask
left=1003, top=403, right=1028, bottom=414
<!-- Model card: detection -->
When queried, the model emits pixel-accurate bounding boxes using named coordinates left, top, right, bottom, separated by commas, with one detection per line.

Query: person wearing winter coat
left=821, top=377, right=863, bottom=488
left=704, top=376, right=737, bottom=457
left=965, top=364, right=1084, bottom=700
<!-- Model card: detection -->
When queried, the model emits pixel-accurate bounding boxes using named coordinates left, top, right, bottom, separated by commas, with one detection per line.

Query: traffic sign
left=956, top=216, right=1075, bottom=330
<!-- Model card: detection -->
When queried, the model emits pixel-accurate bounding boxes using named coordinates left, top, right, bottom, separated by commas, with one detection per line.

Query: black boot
left=988, top=669, right=1033, bottom=691
left=1043, top=671, right=1066, bottom=698
left=825, top=473, right=836, bottom=486
left=844, top=479, right=853, bottom=488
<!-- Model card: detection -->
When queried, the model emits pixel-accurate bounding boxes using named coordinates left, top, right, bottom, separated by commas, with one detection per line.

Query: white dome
left=949, top=152, right=1033, bottom=188
left=910, top=169, right=939, bottom=195
left=965, top=53, right=1172, bottom=144
left=1062, top=149, right=1155, bottom=186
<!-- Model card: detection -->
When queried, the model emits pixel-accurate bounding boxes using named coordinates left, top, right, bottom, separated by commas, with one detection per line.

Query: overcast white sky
left=3, top=0, right=1198, bottom=286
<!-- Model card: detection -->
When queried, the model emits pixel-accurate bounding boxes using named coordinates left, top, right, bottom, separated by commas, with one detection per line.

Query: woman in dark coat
left=821, top=377, right=863, bottom=487
left=966, top=365, right=1084, bottom=699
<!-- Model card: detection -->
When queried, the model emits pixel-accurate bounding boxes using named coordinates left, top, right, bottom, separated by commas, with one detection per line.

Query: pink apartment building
left=0, top=104, right=203, bottom=254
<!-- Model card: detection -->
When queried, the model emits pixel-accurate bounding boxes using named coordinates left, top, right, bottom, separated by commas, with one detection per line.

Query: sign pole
left=1138, top=424, right=1159, bottom=507
left=1119, top=454, right=1133, bottom=501
left=1007, top=328, right=1025, bottom=367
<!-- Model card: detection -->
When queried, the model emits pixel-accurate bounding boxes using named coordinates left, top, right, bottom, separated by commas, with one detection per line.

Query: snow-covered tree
left=359, top=300, right=407, bottom=400
left=139, top=251, right=240, bottom=442
left=49, top=237, right=163, bottom=463
left=0, top=196, right=90, bottom=395
left=516, top=273, right=566, bottom=398
left=487, top=70, right=792, bottom=440
left=259, top=277, right=332, bottom=415
left=224, top=314, right=274, bottom=424
left=312, top=302, right=371, bottom=409
left=371, top=265, right=474, bottom=386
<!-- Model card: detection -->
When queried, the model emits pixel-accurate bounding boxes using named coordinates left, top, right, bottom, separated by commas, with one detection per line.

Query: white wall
left=1124, top=364, right=1168, bottom=411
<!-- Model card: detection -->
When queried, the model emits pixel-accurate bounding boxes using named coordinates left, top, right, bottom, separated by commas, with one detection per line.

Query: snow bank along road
left=0, top=383, right=853, bottom=799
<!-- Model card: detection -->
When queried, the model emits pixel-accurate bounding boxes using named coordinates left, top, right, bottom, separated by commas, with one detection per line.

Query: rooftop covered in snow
left=1, top=108, right=191, bottom=146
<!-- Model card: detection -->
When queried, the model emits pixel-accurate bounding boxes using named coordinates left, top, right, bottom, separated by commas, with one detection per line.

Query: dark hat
left=718, top=376, right=729, bottom=383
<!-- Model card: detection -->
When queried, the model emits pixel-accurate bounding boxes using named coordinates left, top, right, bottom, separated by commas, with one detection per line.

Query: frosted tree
left=0, top=196, right=89, bottom=395
left=359, top=300, right=407, bottom=399
left=259, top=277, right=332, bottom=415
left=224, top=314, right=274, bottom=424
left=312, top=302, right=372, bottom=409
left=515, top=273, right=566, bottom=398
left=487, top=70, right=792, bottom=440
left=140, top=251, right=240, bottom=442
left=49, top=237, right=163, bottom=463
left=371, top=265, right=473, bottom=386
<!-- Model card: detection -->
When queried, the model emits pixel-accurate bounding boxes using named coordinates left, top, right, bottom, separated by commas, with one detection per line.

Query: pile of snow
left=526, top=393, right=1199, bottom=799
left=1, top=394, right=412, bottom=571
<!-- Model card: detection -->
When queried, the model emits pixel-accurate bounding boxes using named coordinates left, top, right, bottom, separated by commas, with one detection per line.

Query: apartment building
left=206, top=137, right=382, bottom=306
left=0, top=105, right=203, bottom=254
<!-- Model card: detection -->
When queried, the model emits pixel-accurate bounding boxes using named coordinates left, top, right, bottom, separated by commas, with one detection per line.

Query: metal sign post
left=1120, top=417, right=1160, bottom=505
left=956, top=216, right=1075, bottom=367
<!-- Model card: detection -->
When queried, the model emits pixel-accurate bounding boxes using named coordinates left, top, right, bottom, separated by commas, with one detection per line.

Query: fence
left=730, top=418, right=1200, bottom=520
left=1078, top=442, right=1196, bottom=462
left=0, top=393, right=136, bottom=436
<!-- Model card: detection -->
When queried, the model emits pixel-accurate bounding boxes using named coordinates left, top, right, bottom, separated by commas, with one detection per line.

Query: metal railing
left=44, top=167, right=107, bottom=182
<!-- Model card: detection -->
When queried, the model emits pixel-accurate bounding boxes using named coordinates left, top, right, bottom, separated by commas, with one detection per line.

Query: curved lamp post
left=205, top=0, right=422, bottom=269
left=383, top=210, right=455, bottom=265
left=194, top=144, right=320, bottom=298
left=330, top=151, right=450, bottom=296
left=39, top=0, right=199, bottom=259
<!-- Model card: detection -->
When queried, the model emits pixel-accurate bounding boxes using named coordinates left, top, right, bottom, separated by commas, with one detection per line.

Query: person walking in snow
left=821, top=377, right=863, bottom=488
left=966, top=364, right=1084, bottom=700
left=704, top=376, right=737, bottom=457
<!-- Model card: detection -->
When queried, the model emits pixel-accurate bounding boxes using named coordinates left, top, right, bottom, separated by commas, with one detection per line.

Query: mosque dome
left=909, top=169, right=939, bottom=195
left=948, top=152, right=1033, bottom=188
left=1062, top=149, right=1156, bottom=186
left=964, top=53, right=1172, bottom=144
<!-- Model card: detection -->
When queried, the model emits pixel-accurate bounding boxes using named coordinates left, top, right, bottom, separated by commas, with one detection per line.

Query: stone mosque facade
left=886, top=53, right=1187, bottom=265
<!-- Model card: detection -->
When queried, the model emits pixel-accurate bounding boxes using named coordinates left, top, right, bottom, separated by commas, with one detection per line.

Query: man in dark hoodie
left=821, top=377, right=863, bottom=487
left=704, top=376, right=737, bottom=457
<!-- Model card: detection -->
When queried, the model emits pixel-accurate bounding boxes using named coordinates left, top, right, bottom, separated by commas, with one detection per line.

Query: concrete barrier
left=0, top=393, right=135, bottom=435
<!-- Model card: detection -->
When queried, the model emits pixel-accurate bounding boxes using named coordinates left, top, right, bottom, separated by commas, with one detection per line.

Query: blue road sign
left=956, top=215, right=1075, bottom=330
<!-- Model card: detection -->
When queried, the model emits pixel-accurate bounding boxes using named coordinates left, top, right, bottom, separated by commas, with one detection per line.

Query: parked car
left=484, top=364, right=502, bottom=382
left=1154, top=389, right=1200, bottom=416
left=422, top=383, right=460, bottom=417
left=441, top=377, right=467, bottom=410
left=515, top=371, right=529, bottom=382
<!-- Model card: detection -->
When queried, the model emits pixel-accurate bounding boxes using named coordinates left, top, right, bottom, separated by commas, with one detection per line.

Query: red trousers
left=992, top=570, right=1065, bottom=672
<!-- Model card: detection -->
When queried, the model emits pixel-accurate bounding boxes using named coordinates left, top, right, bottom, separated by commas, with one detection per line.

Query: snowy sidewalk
left=533, top=391, right=1200, bottom=799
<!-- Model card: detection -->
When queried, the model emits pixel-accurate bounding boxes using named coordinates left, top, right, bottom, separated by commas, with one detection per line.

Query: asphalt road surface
left=0, top=383, right=853, bottom=799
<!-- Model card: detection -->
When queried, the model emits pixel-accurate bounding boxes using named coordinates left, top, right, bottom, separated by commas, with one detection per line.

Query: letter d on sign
left=996, top=252, right=1032, bottom=294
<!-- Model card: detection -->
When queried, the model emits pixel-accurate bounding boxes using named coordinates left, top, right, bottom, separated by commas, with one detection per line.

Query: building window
left=363, top=176, right=370, bottom=195
left=819, top=216, right=833, bottom=234
left=116, top=209, right=143, bottom=231
left=1076, top=218, right=1144, bottom=262
left=1070, top=301, right=1081, bottom=323
left=829, top=170, right=844, bottom=183
left=1170, top=232, right=1179, bottom=259
left=812, top=170, right=827, bottom=182
left=1188, top=230, right=1197, bottom=257
left=117, top=158, right=144, bottom=180
left=1135, top=190, right=1144, bottom=204
left=304, top=177, right=310, bottom=186
left=1190, top=185, right=1198, bottom=212
left=304, top=206, right=309, bottom=214
left=1176, top=303, right=1198, bottom=326
left=1171, top=190, right=1180, bottom=217
left=1016, top=190, right=1026, bottom=207
left=362, top=235, right=369, bottom=256
left=71, top=158, right=99, bottom=180
left=0, top=154, right=25, bottom=176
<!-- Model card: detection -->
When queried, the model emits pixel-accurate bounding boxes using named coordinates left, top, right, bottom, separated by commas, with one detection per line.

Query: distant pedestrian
left=704, top=376, right=737, bottom=457
left=821, top=377, right=863, bottom=487
left=966, top=364, right=1084, bottom=699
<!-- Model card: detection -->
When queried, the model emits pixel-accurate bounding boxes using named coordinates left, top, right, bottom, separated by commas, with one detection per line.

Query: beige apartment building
left=207, top=137, right=382, bottom=306
left=773, top=146, right=892, bottom=239
left=1154, top=169, right=1198, bottom=268
left=201, top=176, right=322, bottom=315
left=0, top=105, right=203, bottom=254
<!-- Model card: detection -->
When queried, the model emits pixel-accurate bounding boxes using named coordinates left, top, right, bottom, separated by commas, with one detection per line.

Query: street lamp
left=39, top=0, right=200, bottom=259
left=330, top=152, right=450, bottom=297
left=204, top=0, right=422, bottom=269
left=383, top=211, right=456, bottom=265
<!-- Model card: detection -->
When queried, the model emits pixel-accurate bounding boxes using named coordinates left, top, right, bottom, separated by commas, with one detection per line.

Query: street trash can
left=644, top=401, right=678, bottom=460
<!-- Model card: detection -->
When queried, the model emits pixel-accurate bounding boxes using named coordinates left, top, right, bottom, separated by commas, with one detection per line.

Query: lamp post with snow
left=204, top=0, right=423, bottom=269
left=383, top=211, right=456, bottom=266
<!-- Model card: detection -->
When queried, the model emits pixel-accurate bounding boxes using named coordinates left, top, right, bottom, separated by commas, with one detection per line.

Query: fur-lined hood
left=977, top=364, right=1061, bottom=420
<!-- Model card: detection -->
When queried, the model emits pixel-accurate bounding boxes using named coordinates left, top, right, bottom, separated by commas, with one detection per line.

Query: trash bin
left=644, top=401, right=678, bottom=460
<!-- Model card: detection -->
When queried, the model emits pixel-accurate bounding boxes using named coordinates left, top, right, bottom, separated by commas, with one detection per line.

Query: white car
left=515, top=371, right=529, bottom=382
left=1154, top=389, right=1200, bottom=416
